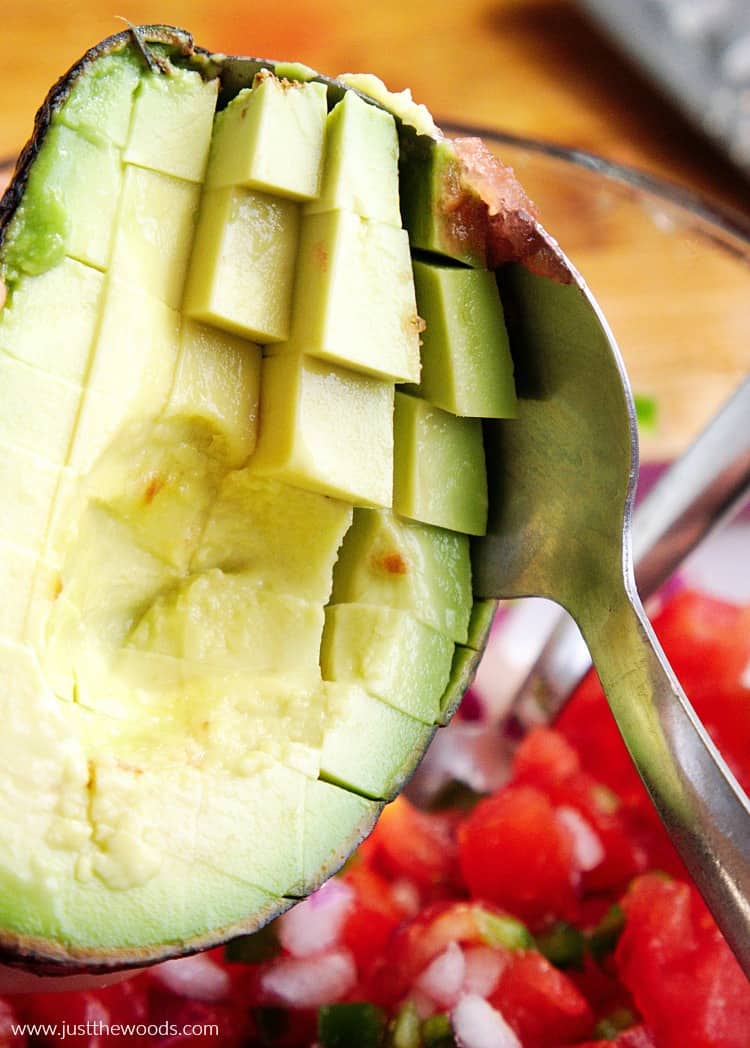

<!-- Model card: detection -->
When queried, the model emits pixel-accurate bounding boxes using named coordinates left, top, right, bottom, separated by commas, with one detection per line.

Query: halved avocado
left=0, top=24, right=566, bottom=973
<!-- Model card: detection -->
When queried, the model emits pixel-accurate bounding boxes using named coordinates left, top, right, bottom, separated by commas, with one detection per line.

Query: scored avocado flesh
left=0, top=33, right=514, bottom=964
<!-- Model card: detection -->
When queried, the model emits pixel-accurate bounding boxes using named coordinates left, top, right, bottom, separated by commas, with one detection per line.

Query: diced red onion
left=452, top=994, right=522, bottom=1048
left=279, top=879, right=354, bottom=958
left=390, top=878, right=421, bottom=916
left=461, top=945, right=505, bottom=999
left=556, top=806, right=605, bottom=872
left=406, top=988, right=440, bottom=1020
left=415, top=942, right=465, bottom=1008
left=260, top=948, right=356, bottom=1008
left=151, top=954, right=231, bottom=1002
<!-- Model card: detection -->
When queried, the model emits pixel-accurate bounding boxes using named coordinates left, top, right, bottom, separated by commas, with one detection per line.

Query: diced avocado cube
left=86, top=419, right=221, bottom=571
left=408, top=261, right=517, bottom=418
left=299, top=778, right=382, bottom=891
left=331, top=508, right=472, bottom=643
left=128, top=569, right=324, bottom=680
left=206, top=72, right=328, bottom=200
left=393, top=392, right=488, bottom=536
left=0, top=541, right=37, bottom=642
left=166, top=320, right=261, bottom=468
left=54, top=505, right=179, bottom=641
left=124, top=68, right=219, bottom=182
left=109, top=165, right=201, bottom=309
left=0, top=443, right=60, bottom=549
left=193, top=472, right=352, bottom=603
left=5, top=124, right=121, bottom=272
left=180, top=671, right=326, bottom=780
left=321, top=683, right=434, bottom=800
left=68, top=278, right=180, bottom=471
left=0, top=259, right=104, bottom=384
left=321, top=604, right=453, bottom=724
left=467, top=599, right=497, bottom=650
left=250, top=353, right=394, bottom=507
left=437, top=644, right=481, bottom=725
left=0, top=352, right=81, bottom=462
left=195, top=761, right=307, bottom=895
left=271, top=210, right=420, bottom=383
left=72, top=757, right=306, bottom=898
left=87, top=277, right=180, bottom=399
left=183, top=186, right=299, bottom=343
left=400, top=136, right=486, bottom=266
left=57, top=50, right=141, bottom=147
left=45, top=124, right=121, bottom=270
left=306, top=90, right=401, bottom=225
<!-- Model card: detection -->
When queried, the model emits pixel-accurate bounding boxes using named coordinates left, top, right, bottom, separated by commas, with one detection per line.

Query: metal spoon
left=472, top=262, right=750, bottom=976
left=499, top=374, right=750, bottom=737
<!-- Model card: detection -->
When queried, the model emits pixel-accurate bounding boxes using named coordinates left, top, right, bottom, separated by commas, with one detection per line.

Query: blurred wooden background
left=1, top=0, right=748, bottom=456
left=2, top=0, right=749, bottom=208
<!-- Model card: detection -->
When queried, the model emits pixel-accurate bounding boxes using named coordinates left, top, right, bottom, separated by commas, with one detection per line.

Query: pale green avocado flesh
left=0, top=31, right=513, bottom=967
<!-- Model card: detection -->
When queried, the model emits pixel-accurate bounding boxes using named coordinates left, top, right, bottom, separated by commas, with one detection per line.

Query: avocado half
left=0, top=25, right=568, bottom=973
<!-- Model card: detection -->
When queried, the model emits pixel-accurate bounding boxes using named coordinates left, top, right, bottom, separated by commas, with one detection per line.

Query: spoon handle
left=579, top=585, right=750, bottom=977
left=498, top=375, right=750, bottom=734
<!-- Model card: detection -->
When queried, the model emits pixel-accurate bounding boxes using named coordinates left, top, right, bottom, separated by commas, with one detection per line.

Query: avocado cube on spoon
left=393, top=391, right=488, bottom=535
left=408, top=260, right=517, bottom=418
left=0, top=26, right=530, bottom=971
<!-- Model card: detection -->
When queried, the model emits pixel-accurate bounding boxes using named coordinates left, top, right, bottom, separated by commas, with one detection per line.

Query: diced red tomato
left=512, top=729, right=646, bottom=892
left=146, top=992, right=249, bottom=1047
left=577, top=1031, right=656, bottom=1048
left=340, top=865, right=406, bottom=981
left=359, top=796, right=462, bottom=901
left=371, top=900, right=509, bottom=1007
left=616, top=873, right=750, bottom=1048
left=0, top=998, right=25, bottom=1048
left=489, top=949, right=594, bottom=1047
left=17, top=978, right=149, bottom=1047
left=458, top=785, right=580, bottom=927
left=614, top=1028, right=658, bottom=1047
left=558, top=592, right=750, bottom=800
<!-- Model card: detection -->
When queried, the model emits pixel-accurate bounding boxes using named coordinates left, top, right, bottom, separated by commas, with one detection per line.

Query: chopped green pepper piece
left=421, top=1012, right=454, bottom=1048
left=588, top=903, right=625, bottom=961
left=535, top=921, right=586, bottom=969
left=389, top=1001, right=422, bottom=1048
left=251, top=1007, right=293, bottom=1046
left=634, top=392, right=659, bottom=432
left=475, top=908, right=534, bottom=951
left=318, top=1002, right=387, bottom=1048
left=594, top=1008, right=637, bottom=1038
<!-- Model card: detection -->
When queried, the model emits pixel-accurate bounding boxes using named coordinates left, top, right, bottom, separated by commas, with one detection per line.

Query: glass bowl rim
left=443, top=121, right=750, bottom=249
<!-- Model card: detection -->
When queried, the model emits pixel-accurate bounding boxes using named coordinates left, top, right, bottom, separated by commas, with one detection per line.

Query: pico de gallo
left=3, top=587, right=749, bottom=1047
